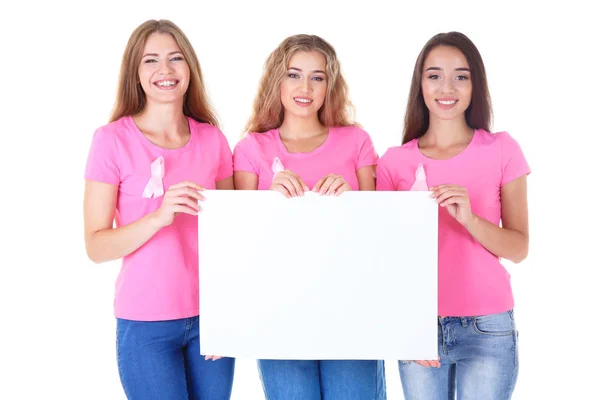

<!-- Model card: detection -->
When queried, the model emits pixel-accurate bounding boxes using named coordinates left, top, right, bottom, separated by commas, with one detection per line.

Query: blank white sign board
left=198, top=190, right=438, bottom=360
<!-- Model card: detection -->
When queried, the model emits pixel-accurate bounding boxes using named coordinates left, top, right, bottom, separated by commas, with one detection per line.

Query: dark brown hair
left=403, top=31, right=492, bottom=144
left=109, top=19, right=219, bottom=127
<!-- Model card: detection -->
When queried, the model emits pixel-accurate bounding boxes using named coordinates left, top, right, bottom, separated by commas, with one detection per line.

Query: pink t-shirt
left=84, top=116, right=233, bottom=321
left=376, top=129, right=530, bottom=316
left=233, top=126, right=378, bottom=190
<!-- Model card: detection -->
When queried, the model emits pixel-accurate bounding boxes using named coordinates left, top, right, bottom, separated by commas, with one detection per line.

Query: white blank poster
left=198, top=190, right=438, bottom=360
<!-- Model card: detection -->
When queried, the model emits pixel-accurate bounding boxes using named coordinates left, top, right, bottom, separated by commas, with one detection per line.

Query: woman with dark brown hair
left=83, top=20, right=235, bottom=399
left=377, top=31, right=530, bottom=399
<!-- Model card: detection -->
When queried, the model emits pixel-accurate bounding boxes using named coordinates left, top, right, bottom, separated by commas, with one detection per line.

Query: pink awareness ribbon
left=142, top=156, right=165, bottom=198
left=271, top=157, right=285, bottom=181
left=410, top=163, right=429, bottom=191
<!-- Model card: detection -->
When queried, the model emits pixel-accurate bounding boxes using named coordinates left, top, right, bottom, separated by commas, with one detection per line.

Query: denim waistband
left=438, top=309, right=514, bottom=323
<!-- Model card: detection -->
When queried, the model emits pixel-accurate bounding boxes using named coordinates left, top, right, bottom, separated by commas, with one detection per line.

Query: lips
left=435, top=98, right=458, bottom=109
left=153, top=79, right=179, bottom=90
left=293, top=97, right=313, bottom=107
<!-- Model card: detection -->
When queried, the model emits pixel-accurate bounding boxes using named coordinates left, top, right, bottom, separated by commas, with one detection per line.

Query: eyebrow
left=142, top=51, right=183, bottom=57
left=289, top=67, right=326, bottom=74
left=425, top=67, right=470, bottom=72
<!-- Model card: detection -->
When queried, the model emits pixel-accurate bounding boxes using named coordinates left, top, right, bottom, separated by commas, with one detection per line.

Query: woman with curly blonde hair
left=233, top=34, right=385, bottom=399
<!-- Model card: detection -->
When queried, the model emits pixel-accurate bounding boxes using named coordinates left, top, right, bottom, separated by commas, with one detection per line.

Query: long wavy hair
left=109, top=19, right=219, bottom=127
left=403, top=31, right=492, bottom=144
left=245, top=34, right=355, bottom=133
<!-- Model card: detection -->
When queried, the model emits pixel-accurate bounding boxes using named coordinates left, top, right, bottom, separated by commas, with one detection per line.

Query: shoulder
left=475, top=129, right=518, bottom=147
left=189, top=119, right=225, bottom=140
left=235, top=129, right=277, bottom=149
left=94, top=116, right=133, bottom=140
left=380, top=140, right=417, bottom=163
left=332, top=125, right=370, bottom=140
left=474, top=129, right=525, bottom=157
left=89, top=116, right=137, bottom=153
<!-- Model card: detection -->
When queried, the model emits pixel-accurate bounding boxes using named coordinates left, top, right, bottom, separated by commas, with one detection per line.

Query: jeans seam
left=257, top=361, right=270, bottom=399
left=506, top=330, right=519, bottom=396
left=439, top=319, right=445, bottom=355
left=376, top=360, right=385, bottom=399
left=182, top=317, right=191, bottom=347
left=116, top=320, right=131, bottom=400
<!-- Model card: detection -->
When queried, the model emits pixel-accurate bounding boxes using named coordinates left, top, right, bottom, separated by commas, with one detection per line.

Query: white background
left=0, top=1, right=597, bottom=399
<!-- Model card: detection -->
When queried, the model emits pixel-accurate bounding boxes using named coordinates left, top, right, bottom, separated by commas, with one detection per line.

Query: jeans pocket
left=472, top=310, right=515, bottom=336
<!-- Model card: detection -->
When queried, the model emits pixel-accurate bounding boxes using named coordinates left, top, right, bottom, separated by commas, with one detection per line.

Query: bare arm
left=357, top=165, right=376, bottom=191
left=465, top=176, right=529, bottom=263
left=84, top=180, right=204, bottom=264
left=233, top=171, right=258, bottom=190
left=216, top=176, right=235, bottom=190
left=431, top=175, right=529, bottom=264
left=84, top=181, right=163, bottom=263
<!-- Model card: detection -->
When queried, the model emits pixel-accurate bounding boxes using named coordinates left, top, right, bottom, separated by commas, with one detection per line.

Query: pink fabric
left=233, top=126, right=378, bottom=190
left=376, top=130, right=530, bottom=316
left=84, top=116, right=233, bottom=321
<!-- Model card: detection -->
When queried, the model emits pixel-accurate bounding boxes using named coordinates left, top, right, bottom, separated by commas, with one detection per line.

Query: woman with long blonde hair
left=233, top=34, right=385, bottom=399
left=83, top=19, right=235, bottom=399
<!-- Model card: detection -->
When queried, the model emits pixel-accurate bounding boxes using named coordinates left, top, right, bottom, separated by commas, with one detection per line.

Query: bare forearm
left=465, top=215, right=529, bottom=263
left=86, top=212, right=163, bottom=263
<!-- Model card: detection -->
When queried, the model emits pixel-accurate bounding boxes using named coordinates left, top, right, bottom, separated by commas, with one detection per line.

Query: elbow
left=509, top=237, right=529, bottom=264
left=85, top=237, right=107, bottom=264
left=86, top=247, right=104, bottom=264
left=510, top=249, right=528, bottom=264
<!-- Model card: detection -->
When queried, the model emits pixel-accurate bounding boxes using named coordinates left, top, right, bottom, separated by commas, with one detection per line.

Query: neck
left=421, top=115, right=472, bottom=147
left=134, top=101, right=188, bottom=138
left=279, top=113, right=326, bottom=139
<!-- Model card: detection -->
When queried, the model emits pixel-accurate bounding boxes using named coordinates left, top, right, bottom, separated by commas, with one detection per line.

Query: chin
left=432, top=111, right=463, bottom=121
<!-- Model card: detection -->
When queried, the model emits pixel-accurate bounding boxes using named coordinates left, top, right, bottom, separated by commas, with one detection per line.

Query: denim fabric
left=399, top=310, right=518, bottom=400
left=116, top=316, right=235, bottom=400
left=257, top=359, right=386, bottom=399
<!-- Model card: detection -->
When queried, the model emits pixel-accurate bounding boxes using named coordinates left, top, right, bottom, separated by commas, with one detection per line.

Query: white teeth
left=294, top=98, right=312, bottom=103
left=437, top=100, right=457, bottom=105
left=156, top=80, right=176, bottom=87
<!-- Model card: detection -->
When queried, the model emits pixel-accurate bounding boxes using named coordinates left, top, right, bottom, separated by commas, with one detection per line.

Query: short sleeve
left=216, top=130, right=233, bottom=181
left=500, top=132, right=530, bottom=186
left=355, top=128, right=379, bottom=170
left=233, top=135, right=259, bottom=174
left=84, top=127, right=120, bottom=185
left=375, top=149, right=396, bottom=191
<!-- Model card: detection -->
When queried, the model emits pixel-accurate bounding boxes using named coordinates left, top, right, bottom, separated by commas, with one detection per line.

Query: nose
left=158, top=59, right=173, bottom=75
left=441, top=77, right=455, bottom=94
left=299, top=77, right=312, bottom=93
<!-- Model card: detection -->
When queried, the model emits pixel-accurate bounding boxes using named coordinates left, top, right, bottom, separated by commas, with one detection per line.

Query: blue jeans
left=399, top=310, right=519, bottom=400
left=116, top=316, right=235, bottom=400
left=258, top=359, right=386, bottom=399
